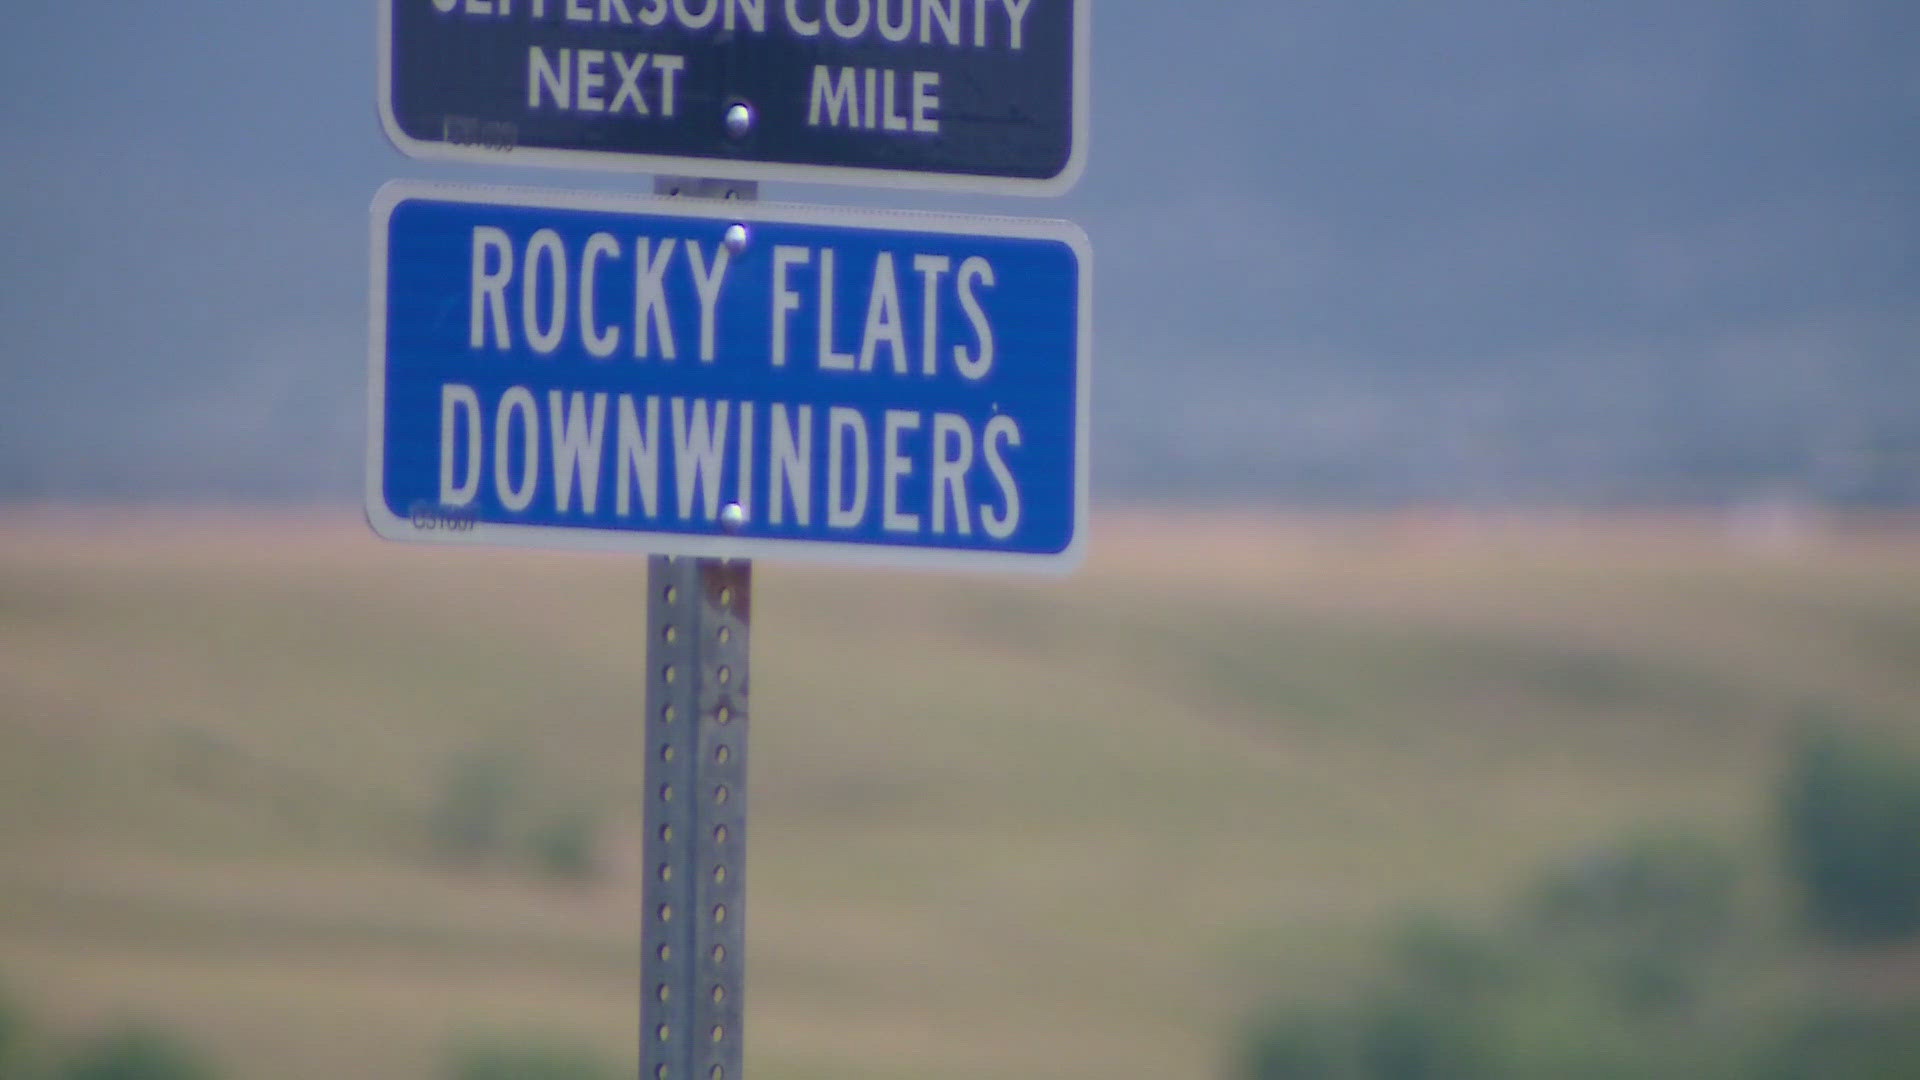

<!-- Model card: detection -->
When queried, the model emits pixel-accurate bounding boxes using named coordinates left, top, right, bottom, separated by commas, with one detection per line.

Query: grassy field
left=1, top=509, right=1917, bottom=1077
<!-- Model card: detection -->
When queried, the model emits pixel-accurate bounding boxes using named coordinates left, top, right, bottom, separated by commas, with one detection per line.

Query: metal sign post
left=643, top=553, right=749, bottom=1080
left=642, top=177, right=754, bottom=1080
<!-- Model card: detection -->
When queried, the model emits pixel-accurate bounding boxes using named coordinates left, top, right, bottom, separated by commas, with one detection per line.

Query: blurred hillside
left=1, top=510, right=1917, bottom=1077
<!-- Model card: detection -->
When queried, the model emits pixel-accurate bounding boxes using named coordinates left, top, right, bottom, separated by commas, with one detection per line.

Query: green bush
left=1353, top=990, right=1492, bottom=1080
left=1759, top=1003, right=1920, bottom=1080
left=1522, top=830, right=1737, bottom=1012
left=1778, top=725, right=1920, bottom=942
left=430, top=752, right=521, bottom=866
left=446, top=1034, right=619, bottom=1080
left=1526, top=831, right=1736, bottom=941
left=55, top=1027, right=217, bottom=1080
left=1390, top=917, right=1514, bottom=999
left=1242, top=1006, right=1359, bottom=1079
left=1237, top=832, right=1743, bottom=1080
left=0, top=986, right=31, bottom=1078
left=528, top=807, right=603, bottom=881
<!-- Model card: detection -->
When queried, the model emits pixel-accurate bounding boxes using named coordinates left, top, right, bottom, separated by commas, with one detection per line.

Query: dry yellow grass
left=1, top=508, right=1916, bottom=1077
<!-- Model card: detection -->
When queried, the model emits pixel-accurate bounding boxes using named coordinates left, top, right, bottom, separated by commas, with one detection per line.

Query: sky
left=2, top=1, right=1916, bottom=504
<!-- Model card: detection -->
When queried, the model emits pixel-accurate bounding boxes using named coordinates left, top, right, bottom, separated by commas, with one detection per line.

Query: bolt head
left=724, top=103, right=753, bottom=139
left=723, top=223, right=749, bottom=255
left=718, top=503, right=746, bottom=533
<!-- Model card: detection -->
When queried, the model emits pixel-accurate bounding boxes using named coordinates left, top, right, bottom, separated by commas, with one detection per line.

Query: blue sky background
left=2, top=1, right=1915, bottom=503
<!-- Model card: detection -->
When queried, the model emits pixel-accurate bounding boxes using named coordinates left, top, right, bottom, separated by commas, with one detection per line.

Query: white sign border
left=375, top=0, right=1090, bottom=197
left=367, top=179, right=1092, bottom=573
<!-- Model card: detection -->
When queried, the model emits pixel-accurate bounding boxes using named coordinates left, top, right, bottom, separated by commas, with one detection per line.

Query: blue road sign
left=368, top=181, right=1089, bottom=570
left=377, top=0, right=1089, bottom=195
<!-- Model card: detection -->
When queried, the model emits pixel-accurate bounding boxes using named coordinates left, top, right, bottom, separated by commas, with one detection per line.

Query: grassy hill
left=1, top=510, right=1916, bottom=1078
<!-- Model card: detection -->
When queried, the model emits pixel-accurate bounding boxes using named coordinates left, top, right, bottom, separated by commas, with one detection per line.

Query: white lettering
left=827, top=406, right=869, bottom=528
left=769, top=404, right=811, bottom=526
left=471, top=227, right=513, bottom=350
left=784, top=0, right=819, bottom=35
left=858, top=252, right=907, bottom=373
left=530, top=46, right=569, bottom=109
left=673, top=0, right=718, bottom=29
left=981, top=414, right=1020, bottom=538
left=817, top=248, right=855, bottom=371
left=931, top=412, right=972, bottom=534
left=826, top=0, right=869, bottom=38
left=671, top=398, right=730, bottom=520
left=734, top=401, right=755, bottom=519
left=548, top=390, right=609, bottom=513
left=877, top=0, right=911, bottom=42
left=439, top=384, right=482, bottom=507
left=1000, top=0, right=1030, bottom=49
left=523, top=229, right=567, bottom=355
left=954, top=255, right=994, bottom=379
left=912, top=70, right=940, bottom=132
left=654, top=54, right=684, bottom=115
left=726, top=0, right=767, bottom=32
left=911, top=253, right=949, bottom=375
left=881, top=67, right=908, bottom=131
left=580, top=232, right=621, bottom=358
left=919, top=0, right=958, bottom=44
left=616, top=394, right=662, bottom=517
left=610, top=52, right=650, bottom=115
left=633, top=237, right=678, bottom=360
left=807, top=65, right=856, bottom=127
left=771, top=245, right=810, bottom=367
left=882, top=409, right=920, bottom=533
left=576, top=48, right=608, bottom=112
left=685, top=240, right=730, bottom=363
left=495, top=388, right=541, bottom=513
